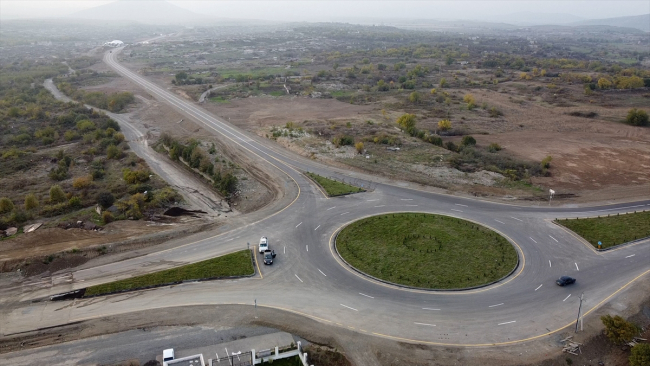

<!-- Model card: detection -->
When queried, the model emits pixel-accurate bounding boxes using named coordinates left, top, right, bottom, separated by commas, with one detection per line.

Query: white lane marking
left=535, top=284, right=543, bottom=291
left=401, top=199, right=413, bottom=201
left=284, top=246, right=286, bottom=254
left=563, top=294, right=571, bottom=302
left=530, top=237, right=537, bottom=243
left=295, top=222, right=302, bottom=228
left=359, top=293, right=374, bottom=299
left=226, top=238, right=234, bottom=242
left=315, top=225, right=321, bottom=230
left=327, top=207, right=336, bottom=210
left=306, top=245, right=308, bottom=252
left=510, top=216, right=523, bottom=222
left=494, top=219, right=505, bottom=224
left=549, top=260, right=552, bottom=267
left=403, top=205, right=418, bottom=207
left=422, top=307, right=441, bottom=311
left=366, top=199, right=379, bottom=201
left=340, top=212, right=350, bottom=215
left=451, top=209, right=463, bottom=212
left=455, top=204, right=468, bottom=207
left=575, top=262, right=579, bottom=271
left=498, top=321, right=516, bottom=325
left=549, top=235, right=558, bottom=242
left=295, top=274, right=303, bottom=283
left=374, top=205, right=386, bottom=208
left=625, top=254, right=635, bottom=258
left=489, top=303, right=504, bottom=308
left=340, top=304, right=358, bottom=311
left=414, top=322, right=436, bottom=327
left=318, top=269, right=326, bottom=276
left=216, top=352, right=219, bottom=359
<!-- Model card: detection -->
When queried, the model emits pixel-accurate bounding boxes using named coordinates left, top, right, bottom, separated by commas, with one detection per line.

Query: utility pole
left=549, top=188, right=555, bottom=206
left=575, top=292, right=584, bottom=332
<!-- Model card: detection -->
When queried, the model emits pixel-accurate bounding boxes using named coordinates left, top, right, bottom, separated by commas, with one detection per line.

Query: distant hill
left=71, top=0, right=210, bottom=24
left=572, top=14, right=650, bottom=32
left=487, top=12, right=586, bottom=25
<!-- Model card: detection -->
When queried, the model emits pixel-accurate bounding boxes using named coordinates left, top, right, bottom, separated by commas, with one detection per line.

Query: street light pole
left=575, top=292, right=584, bottom=333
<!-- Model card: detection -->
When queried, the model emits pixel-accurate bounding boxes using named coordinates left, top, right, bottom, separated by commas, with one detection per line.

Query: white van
left=259, top=236, right=269, bottom=253
left=163, top=349, right=174, bottom=364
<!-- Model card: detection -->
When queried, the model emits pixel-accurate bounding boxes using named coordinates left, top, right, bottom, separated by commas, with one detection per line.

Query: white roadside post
left=549, top=189, right=555, bottom=206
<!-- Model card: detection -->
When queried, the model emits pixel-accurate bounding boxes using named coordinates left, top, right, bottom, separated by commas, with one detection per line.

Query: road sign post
left=254, top=298, right=258, bottom=319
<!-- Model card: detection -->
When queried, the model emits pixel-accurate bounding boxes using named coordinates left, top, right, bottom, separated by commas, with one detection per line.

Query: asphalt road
left=2, top=48, right=648, bottom=347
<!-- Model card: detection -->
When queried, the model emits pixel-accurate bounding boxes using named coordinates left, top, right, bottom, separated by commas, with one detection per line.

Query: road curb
left=332, top=214, right=520, bottom=292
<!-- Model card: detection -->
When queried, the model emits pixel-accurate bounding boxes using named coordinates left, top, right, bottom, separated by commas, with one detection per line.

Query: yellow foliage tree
left=355, top=142, right=364, bottom=154
left=438, top=119, right=452, bottom=131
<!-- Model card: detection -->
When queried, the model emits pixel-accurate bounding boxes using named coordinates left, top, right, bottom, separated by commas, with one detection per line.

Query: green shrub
left=488, top=143, right=502, bottom=153
left=102, top=211, right=114, bottom=224
left=24, top=193, right=39, bottom=210
left=445, top=141, right=458, bottom=152
left=0, top=197, right=15, bottom=214
left=601, top=315, right=639, bottom=344
left=489, top=107, right=503, bottom=118
left=461, top=136, right=477, bottom=146
left=106, top=145, right=123, bottom=159
left=629, top=343, right=650, bottom=366
left=68, top=196, right=82, bottom=208
left=626, top=108, right=649, bottom=126
left=123, top=168, right=151, bottom=184
left=97, top=192, right=115, bottom=209
left=49, top=185, right=66, bottom=203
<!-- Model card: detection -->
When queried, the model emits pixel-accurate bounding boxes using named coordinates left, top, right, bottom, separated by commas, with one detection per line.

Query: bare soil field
left=200, top=85, right=650, bottom=204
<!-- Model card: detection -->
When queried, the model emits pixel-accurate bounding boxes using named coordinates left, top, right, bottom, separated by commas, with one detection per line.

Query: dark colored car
left=556, top=276, right=576, bottom=286
left=263, top=250, right=276, bottom=265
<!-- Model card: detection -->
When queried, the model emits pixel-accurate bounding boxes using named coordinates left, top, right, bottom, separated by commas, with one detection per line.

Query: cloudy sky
left=1, top=0, right=648, bottom=21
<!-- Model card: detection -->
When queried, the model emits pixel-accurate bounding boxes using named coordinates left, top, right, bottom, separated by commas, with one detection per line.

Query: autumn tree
left=438, top=119, right=452, bottom=131
left=463, top=94, right=476, bottom=109
left=408, top=91, right=421, bottom=104
left=396, top=114, right=417, bottom=134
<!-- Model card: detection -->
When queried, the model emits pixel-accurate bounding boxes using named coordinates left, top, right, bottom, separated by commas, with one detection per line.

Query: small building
left=105, top=40, right=124, bottom=47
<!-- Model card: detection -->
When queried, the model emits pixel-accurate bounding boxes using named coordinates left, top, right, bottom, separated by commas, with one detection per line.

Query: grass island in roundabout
left=335, top=213, right=519, bottom=290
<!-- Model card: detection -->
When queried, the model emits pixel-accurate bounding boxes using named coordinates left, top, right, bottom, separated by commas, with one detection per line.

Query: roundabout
left=335, top=213, right=519, bottom=290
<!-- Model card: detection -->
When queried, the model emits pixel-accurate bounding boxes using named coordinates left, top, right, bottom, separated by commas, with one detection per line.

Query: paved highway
left=2, top=48, right=648, bottom=347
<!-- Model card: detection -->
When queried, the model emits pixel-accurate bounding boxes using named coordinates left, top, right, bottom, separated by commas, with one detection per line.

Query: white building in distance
left=104, top=40, right=124, bottom=47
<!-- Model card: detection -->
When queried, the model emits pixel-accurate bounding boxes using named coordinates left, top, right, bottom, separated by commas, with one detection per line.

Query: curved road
left=3, top=48, right=649, bottom=347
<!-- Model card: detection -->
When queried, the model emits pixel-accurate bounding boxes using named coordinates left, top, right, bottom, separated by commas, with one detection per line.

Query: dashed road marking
left=315, top=225, right=320, bottom=230
left=327, top=207, right=336, bottom=210
left=575, top=262, right=579, bottom=271
left=359, top=293, right=374, bottom=299
left=455, top=204, right=468, bottom=207
left=563, top=294, right=571, bottom=302
left=318, top=269, right=326, bottom=276
left=295, top=222, right=302, bottom=228
left=535, top=284, right=543, bottom=291
left=414, top=322, right=436, bottom=327
left=366, top=199, right=379, bottom=202
left=549, top=235, right=558, bottom=242
left=549, top=260, right=552, bottom=267
left=510, top=216, right=523, bottom=222
left=494, top=219, right=505, bottom=224
left=295, top=274, right=303, bottom=283
left=374, top=205, right=385, bottom=208
left=530, top=237, right=537, bottom=243
left=489, top=303, right=504, bottom=308
left=625, top=254, right=635, bottom=258
left=498, top=321, right=516, bottom=326
left=401, top=199, right=413, bottom=201
left=306, top=245, right=308, bottom=252
left=422, top=307, right=440, bottom=311
left=340, top=212, right=350, bottom=215
left=451, top=209, right=463, bottom=212
left=340, top=304, right=358, bottom=311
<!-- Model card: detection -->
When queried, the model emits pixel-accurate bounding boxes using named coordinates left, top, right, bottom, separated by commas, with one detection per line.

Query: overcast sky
left=1, top=0, right=648, bottom=21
